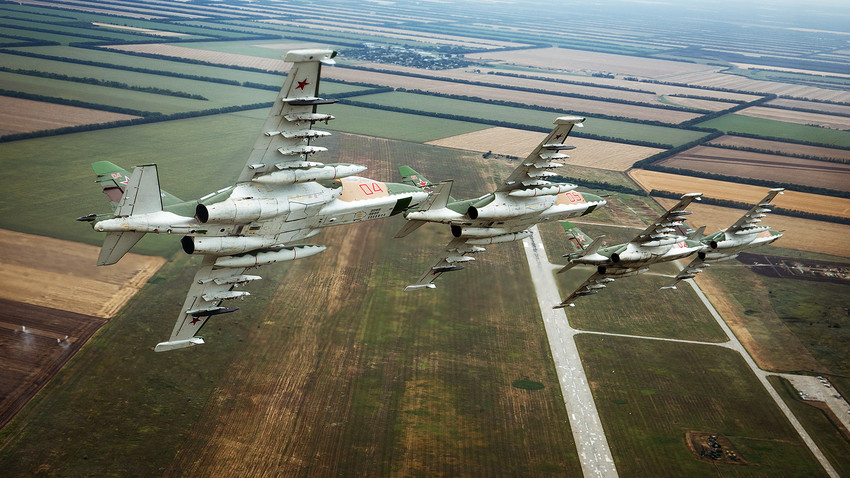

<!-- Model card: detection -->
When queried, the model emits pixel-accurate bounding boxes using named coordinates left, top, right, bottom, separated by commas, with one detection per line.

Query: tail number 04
left=359, top=182, right=384, bottom=195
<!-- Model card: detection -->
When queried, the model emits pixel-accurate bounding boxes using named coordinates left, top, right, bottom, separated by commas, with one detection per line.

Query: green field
left=577, top=334, right=828, bottom=477
left=353, top=91, right=709, bottom=146
left=698, top=114, right=850, bottom=147
left=325, top=103, right=490, bottom=142
left=0, top=136, right=581, bottom=476
left=0, top=111, right=266, bottom=254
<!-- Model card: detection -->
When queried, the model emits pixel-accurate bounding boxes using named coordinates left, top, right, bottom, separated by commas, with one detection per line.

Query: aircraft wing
left=496, top=116, right=585, bottom=193
left=661, top=256, right=708, bottom=290
left=235, top=49, right=340, bottom=184
left=404, top=237, right=484, bottom=291
left=554, top=271, right=615, bottom=308
left=154, top=255, right=259, bottom=352
left=725, top=188, right=784, bottom=235
left=630, top=193, right=702, bottom=245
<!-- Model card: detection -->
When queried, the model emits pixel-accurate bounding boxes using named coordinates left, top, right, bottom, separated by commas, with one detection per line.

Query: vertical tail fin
left=92, top=161, right=182, bottom=207
left=399, top=166, right=434, bottom=189
left=96, top=164, right=164, bottom=265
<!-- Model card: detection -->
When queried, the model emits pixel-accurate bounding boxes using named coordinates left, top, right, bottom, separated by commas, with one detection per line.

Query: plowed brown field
left=657, top=145, right=850, bottom=192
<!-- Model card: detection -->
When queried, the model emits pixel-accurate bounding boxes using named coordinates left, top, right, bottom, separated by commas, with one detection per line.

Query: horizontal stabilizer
left=404, top=284, right=437, bottom=291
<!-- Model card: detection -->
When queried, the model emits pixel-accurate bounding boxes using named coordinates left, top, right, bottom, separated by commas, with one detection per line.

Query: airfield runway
left=522, top=225, right=839, bottom=478
left=522, top=227, right=618, bottom=478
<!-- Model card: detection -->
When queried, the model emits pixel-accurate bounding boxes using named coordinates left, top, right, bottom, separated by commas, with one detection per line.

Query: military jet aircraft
left=78, top=49, right=428, bottom=351
left=662, top=188, right=785, bottom=289
left=554, top=192, right=705, bottom=308
left=395, top=116, right=607, bottom=290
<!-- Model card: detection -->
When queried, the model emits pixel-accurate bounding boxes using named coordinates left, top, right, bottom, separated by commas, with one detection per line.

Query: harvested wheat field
left=657, top=145, right=850, bottom=192
left=738, top=106, right=850, bottom=130
left=0, top=229, right=164, bottom=318
left=653, top=199, right=850, bottom=257
left=0, top=96, right=140, bottom=137
left=428, top=127, right=663, bottom=171
left=630, top=169, right=850, bottom=219
left=708, top=135, right=850, bottom=162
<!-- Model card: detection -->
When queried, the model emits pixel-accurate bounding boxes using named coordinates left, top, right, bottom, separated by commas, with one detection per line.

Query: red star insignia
left=190, top=316, right=201, bottom=325
left=296, top=79, right=309, bottom=90
left=554, top=134, right=563, bottom=140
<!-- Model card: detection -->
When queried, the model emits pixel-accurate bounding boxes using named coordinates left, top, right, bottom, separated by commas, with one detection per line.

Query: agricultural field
left=468, top=47, right=717, bottom=80
left=708, top=135, right=850, bottom=162
left=653, top=199, right=850, bottom=259
left=656, top=145, right=850, bottom=192
left=2, top=1, right=850, bottom=476
left=576, top=335, right=829, bottom=477
left=629, top=169, right=850, bottom=219
left=0, top=135, right=581, bottom=477
left=698, top=114, right=850, bottom=148
left=0, top=96, right=139, bottom=136
left=738, top=106, right=850, bottom=131
left=694, top=253, right=850, bottom=376
left=0, top=229, right=164, bottom=430
left=426, top=127, right=664, bottom=171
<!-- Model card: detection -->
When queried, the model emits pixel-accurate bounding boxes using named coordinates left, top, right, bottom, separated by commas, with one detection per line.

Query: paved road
left=521, top=227, right=838, bottom=478
left=522, top=227, right=618, bottom=478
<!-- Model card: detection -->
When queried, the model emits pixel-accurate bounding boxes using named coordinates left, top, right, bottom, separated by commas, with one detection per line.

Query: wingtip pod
left=554, top=115, right=585, bottom=126
left=154, top=337, right=205, bottom=352
left=283, top=49, right=337, bottom=64
left=404, top=284, right=436, bottom=292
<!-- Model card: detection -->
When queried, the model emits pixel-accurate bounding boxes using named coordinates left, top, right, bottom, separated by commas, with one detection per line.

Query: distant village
left=342, top=43, right=474, bottom=70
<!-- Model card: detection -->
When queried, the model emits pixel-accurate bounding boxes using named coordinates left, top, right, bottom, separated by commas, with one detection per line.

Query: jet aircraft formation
left=79, top=49, right=784, bottom=350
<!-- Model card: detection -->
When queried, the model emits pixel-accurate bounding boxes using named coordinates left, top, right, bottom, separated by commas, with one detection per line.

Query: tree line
left=0, top=67, right=208, bottom=100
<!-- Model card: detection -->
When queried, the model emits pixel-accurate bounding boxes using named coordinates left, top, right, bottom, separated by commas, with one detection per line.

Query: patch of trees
left=0, top=67, right=208, bottom=100
left=649, top=189, right=850, bottom=225
left=643, top=163, right=850, bottom=199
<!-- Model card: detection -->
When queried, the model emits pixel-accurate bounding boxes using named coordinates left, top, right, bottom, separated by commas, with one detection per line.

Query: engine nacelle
left=610, top=250, right=653, bottom=263
left=196, top=197, right=286, bottom=224
left=181, top=235, right=277, bottom=255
